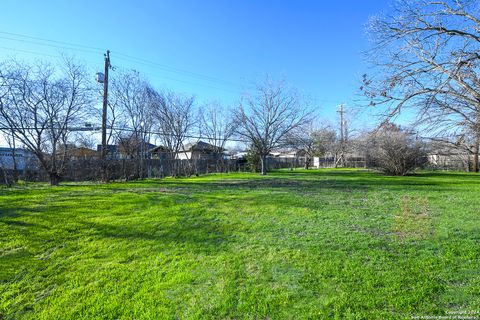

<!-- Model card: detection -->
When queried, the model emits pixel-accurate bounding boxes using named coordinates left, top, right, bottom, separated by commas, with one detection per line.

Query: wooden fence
left=1, top=157, right=305, bottom=183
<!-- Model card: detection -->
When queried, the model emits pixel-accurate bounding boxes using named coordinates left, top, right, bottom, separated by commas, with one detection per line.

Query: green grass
left=0, top=169, right=479, bottom=319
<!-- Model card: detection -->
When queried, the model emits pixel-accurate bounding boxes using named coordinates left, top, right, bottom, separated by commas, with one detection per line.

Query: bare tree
left=149, top=89, right=196, bottom=177
left=235, top=78, right=312, bottom=175
left=367, top=123, right=427, bottom=176
left=285, top=121, right=322, bottom=169
left=363, top=0, right=480, bottom=171
left=313, top=128, right=340, bottom=160
left=109, top=70, right=154, bottom=179
left=199, top=101, right=237, bottom=171
left=0, top=59, right=91, bottom=185
left=289, top=125, right=344, bottom=168
left=74, top=133, right=97, bottom=150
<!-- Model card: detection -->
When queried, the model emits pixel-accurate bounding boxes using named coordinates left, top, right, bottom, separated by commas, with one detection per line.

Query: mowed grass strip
left=0, top=169, right=479, bottom=319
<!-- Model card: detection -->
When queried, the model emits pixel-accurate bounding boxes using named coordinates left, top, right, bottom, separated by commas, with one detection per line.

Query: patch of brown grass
left=393, top=195, right=432, bottom=240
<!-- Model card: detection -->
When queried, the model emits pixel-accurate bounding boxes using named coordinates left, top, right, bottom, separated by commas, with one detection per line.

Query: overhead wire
left=0, top=35, right=102, bottom=56
left=0, top=125, right=250, bottom=144
left=0, top=31, right=104, bottom=52
left=113, top=52, right=241, bottom=87
left=0, top=30, right=244, bottom=92
left=0, top=45, right=241, bottom=94
left=0, top=46, right=62, bottom=59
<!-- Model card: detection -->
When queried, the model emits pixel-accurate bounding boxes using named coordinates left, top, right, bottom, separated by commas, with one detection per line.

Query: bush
left=369, top=124, right=427, bottom=175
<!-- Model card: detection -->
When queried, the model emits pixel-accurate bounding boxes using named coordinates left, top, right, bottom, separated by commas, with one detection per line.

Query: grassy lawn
left=0, top=169, right=479, bottom=319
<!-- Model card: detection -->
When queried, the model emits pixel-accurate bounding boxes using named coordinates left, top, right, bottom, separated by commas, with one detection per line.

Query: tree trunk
left=102, top=159, right=109, bottom=182
left=10, top=137, right=19, bottom=183
left=260, top=154, right=267, bottom=175
left=1, top=166, right=11, bottom=186
left=304, top=156, right=310, bottom=170
left=49, top=172, right=60, bottom=186
left=473, top=135, right=479, bottom=173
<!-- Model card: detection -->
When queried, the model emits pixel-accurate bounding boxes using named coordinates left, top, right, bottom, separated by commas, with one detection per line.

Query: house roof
left=118, top=137, right=156, bottom=150
left=97, top=144, right=119, bottom=153
left=270, top=149, right=306, bottom=157
left=149, top=145, right=171, bottom=153
left=183, top=141, right=224, bottom=152
left=427, top=141, right=472, bottom=156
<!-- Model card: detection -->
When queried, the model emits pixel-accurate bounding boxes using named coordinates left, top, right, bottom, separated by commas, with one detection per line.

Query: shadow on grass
left=26, top=169, right=474, bottom=197
left=1, top=193, right=230, bottom=255
left=125, top=171, right=472, bottom=194
left=2, top=169, right=477, bottom=256
left=76, top=213, right=228, bottom=253
left=1, top=219, right=37, bottom=228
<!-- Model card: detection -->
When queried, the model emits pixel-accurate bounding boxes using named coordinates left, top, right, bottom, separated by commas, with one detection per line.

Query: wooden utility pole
left=337, top=104, right=346, bottom=167
left=101, top=50, right=111, bottom=181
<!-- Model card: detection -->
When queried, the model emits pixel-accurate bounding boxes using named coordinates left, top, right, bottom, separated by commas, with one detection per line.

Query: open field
left=0, top=169, right=479, bottom=319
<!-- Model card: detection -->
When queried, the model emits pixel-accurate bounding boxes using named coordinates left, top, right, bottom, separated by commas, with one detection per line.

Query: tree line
left=0, top=57, right=411, bottom=185
left=2, top=0, right=479, bottom=184
left=0, top=59, right=321, bottom=185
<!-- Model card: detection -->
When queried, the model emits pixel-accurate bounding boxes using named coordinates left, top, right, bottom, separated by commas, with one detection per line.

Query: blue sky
left=0, top=0, right=390, bottom=123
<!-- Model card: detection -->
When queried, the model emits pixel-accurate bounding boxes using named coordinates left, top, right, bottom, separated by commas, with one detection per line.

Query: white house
left=0, top=147, right=36, bottom=171
left=175, top=141, right=225, bottom=160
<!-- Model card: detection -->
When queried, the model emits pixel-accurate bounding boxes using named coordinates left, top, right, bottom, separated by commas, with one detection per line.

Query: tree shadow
left=1, top=169, right=476, bottom=258
left=1, top=191, right=230, bottom=255
left=0, top=219, right=37, bottom=228
left=147, top=175, right=452, bottom=194
left=74, top=212, right=229, bottom=254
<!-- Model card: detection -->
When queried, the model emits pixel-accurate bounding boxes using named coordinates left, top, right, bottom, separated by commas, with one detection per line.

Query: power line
left=0, top=46, right=63, bottom=60
left=0, top=46, right=105, bottom=69
left=128, top=68, right=242, bottom=95
left=0, top=30, right=244, bottom=90
left=113, top=52, right=241, bottom=88
left=0, top=45, right=240, bottom=95
left=109, top=126, right=249, bottom=143
left=0, top=125, right=249, bottom=144
left=0, top=35, right=102, bottom=55
left=0, top=31, right=104, bottom=52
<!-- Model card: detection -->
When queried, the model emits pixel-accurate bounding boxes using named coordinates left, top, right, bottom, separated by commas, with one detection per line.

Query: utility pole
left=337, top=104, right=346, bottom=167
left=101, top=50, right=111, bottom=181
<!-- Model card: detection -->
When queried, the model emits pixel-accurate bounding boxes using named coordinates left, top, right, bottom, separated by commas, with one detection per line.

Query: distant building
left=149, top=145, right=173, bottom=160
left=270, top=149, right=306, bottom=159
left=175, top=141, right=225, bottom=160
left=228, top=151, right=247, bottom=160
left=59, top=146, right=98, bottom=160
left=97, top=144, right=120, bottom=159
left=427, top=141, right=472, bottom=171
left=0, top=147, right=36, bottom=171
left=117, top=135, right=156, bottom=159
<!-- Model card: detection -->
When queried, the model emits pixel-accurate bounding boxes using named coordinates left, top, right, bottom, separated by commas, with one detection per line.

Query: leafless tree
left=0, top=58, right=91, bottom=185
left=149, top=89, right=196, bottom=177
left=367, top=123, right=427, bottom=176
left=297, top=126, right=343, bottom=168
left=74, top=133, right=97, bottom=150
left=314, top=128, right=340, bottom=159
left=109, top=70, right=154, bottom=178
left=363, top=0, right=480, bottom=171
left=235, top=78, right=312, bottom=175
left=285, top=121, right=324, bottom=169
left=199, top=101, right=237, bottom=171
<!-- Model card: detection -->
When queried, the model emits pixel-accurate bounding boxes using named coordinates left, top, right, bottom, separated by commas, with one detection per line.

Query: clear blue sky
left=0, top=0, right=390, bottom=122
